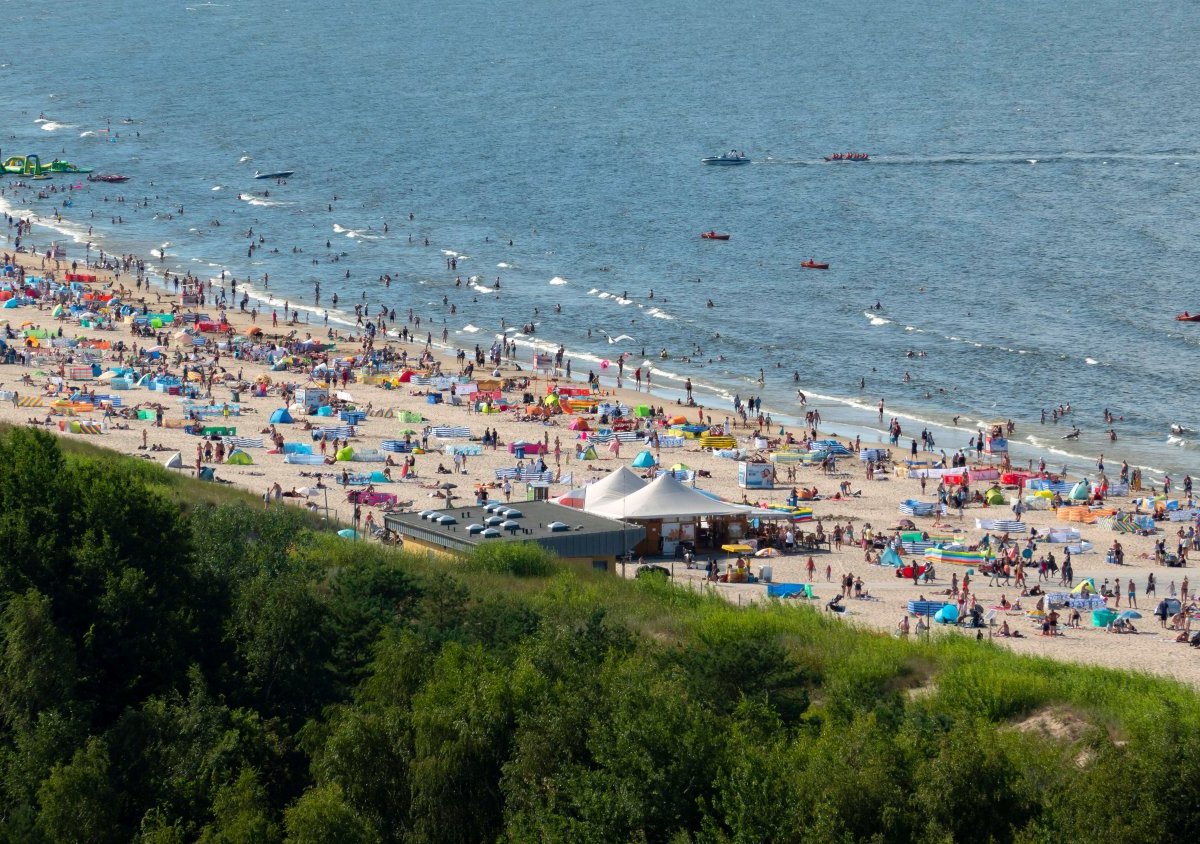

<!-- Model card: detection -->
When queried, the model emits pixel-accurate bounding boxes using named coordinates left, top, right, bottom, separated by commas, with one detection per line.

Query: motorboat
left=700, top=231, right=730, bottom=240
left=1176, top=312, right=1200, bottom=322
left=801, top=259, right=830, bottom=270
left=87, top=174, right=130, bottom=183
left=824, top=153, right=870, bottom=162
left=701, top=151, right=750, bottom=165
left=255, top=170, right=294, bottom=180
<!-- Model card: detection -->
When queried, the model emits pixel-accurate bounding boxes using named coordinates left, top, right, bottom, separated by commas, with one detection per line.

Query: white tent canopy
left=582, top=466, right=648, bottom=512
left=588, top=473, right=753, bottom=520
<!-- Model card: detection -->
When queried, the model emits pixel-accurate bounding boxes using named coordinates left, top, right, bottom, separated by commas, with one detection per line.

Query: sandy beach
left=3, top=237, right=1200, bottom=690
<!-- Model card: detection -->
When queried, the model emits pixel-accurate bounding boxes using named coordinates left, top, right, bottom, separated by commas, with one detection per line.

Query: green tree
left=198, top=767, right=281, bottom=844
left=283, top=783, right=378, bottom=844
left=0, top=590, right=76, bottom=733
left=36, top=737, right=119, bottom=844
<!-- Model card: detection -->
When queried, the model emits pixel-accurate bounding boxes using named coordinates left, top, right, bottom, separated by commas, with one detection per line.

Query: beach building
left=383, top=500, right=644, bottom=571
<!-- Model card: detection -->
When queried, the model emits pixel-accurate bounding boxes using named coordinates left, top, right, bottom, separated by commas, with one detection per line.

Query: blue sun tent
left=269, top=407, right=294, bottom=424
left=631, top=450, right=656, bottom=469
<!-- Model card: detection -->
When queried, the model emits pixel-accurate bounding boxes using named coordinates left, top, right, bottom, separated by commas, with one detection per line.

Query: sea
left=2, top=0, right=1199, bottom=481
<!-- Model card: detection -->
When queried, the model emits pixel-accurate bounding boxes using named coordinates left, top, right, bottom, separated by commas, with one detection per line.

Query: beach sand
left=2, top=245, right=1198, bottom=689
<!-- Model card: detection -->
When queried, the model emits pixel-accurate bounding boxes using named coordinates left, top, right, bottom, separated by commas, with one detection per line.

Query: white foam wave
left=646, top=307, right=674, bottom=320
left=40, top=122, right=70, bottom=131
left=1084, top=358, right=1099, bottom=365
left=240, top=195, right=285, bottom=207
left=461, top=324, right=480, bottom=333
left=79, top=130, right=97, bottom=138
left=211, top=185, right=222, bottom=191
left=864, top=310, right=892, bottom=326
left=497, top=262, right=512, bottom=269
left=239, top=155, right=251, bottom=163
left=549, top=276, right=568, bottom=286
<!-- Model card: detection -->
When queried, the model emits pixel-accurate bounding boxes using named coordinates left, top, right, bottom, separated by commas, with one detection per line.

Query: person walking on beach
left=1128, top=579, right=1137, bottom=609
left=806, top=557, right=815, bottom=581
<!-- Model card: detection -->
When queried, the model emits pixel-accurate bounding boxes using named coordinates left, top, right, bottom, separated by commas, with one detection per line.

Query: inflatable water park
left=0, top=152, right=91, bottom=177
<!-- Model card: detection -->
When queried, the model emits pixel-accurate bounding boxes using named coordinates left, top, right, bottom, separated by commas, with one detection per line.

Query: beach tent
left=985, top=487, right=1005, bottom=505
left=589, top=473, right=753, bottom=520
left=198, top=467, right=216, bottom=482
left=580, top=444, right=598, bottom=461
left=568, top=417, right=590, bottom=431
left=269, top=407, right=294, bottom=424
left=227, top=449, right=253, bottom=465
left=881, top=547, right=904, bottom=568
left=581, top=466, right=647, bottom=511
left=336, top=446, right=355, bottom=461
left=553, top=487, right=588, bottom=508
left=934, top=604, right=959, bottom=625
left=1071, top=578, right=1098, bottom=596
left=1069, top=481, right=1090, bottom=501
left=164, top=451, right=183, bottom=469
left=631, top=450, right=656, bottom=469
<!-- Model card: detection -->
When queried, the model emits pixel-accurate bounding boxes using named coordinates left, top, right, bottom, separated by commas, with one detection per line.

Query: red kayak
left=801, top=259, right=830, bottom=270
left=1177, top=313, right=1200, bottom=322
left=701, top=231, right=730, bottom=240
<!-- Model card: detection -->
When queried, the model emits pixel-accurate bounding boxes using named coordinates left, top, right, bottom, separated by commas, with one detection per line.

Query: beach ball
left=600, top=359, right=610, bottom=369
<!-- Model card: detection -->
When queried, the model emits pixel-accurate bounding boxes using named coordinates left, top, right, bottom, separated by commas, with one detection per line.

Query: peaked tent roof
left=582, top=466, right=648, bottom=512
left=588, top=473, right=753, bottom=520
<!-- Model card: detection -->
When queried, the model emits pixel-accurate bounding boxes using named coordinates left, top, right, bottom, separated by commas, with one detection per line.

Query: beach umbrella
left=96, top=370, right=118, bottom=381
left=437, top=482, right=458, bottom=490
left=399, top=428, right=418, bottom=435
left=1118, top=610, right=1142, bottom=620
left=669, top=463, right=691, bottom=472
left=721, top=543, right=753, bottom=553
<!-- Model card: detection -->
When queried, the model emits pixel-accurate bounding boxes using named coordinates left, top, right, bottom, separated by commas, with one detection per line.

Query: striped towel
left=221, top=436, right=265, bottom=449
left=975, top=519, right=1027, bottom=533
left=312, top=425, right=355, bottom=440
left=380, top=439, right=414, bottom=453
left=431, top=426, right=472, bottom=439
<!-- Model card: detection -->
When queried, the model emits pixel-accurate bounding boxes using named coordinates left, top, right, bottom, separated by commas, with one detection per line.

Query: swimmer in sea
left=797, top=391, right=807, bottom=405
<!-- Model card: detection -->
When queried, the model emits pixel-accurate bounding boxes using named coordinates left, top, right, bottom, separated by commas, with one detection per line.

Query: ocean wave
left=460, top=324, right=480, bottom=333
left=1084, top=357, right=1099, bottom=365
left=39, top=121, right=70, bottom=132
left=497, top=262, right=512, bottom=269
left=549, top=276, right=568, bottom=285
left=240, top=194, right=286, bottom=207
